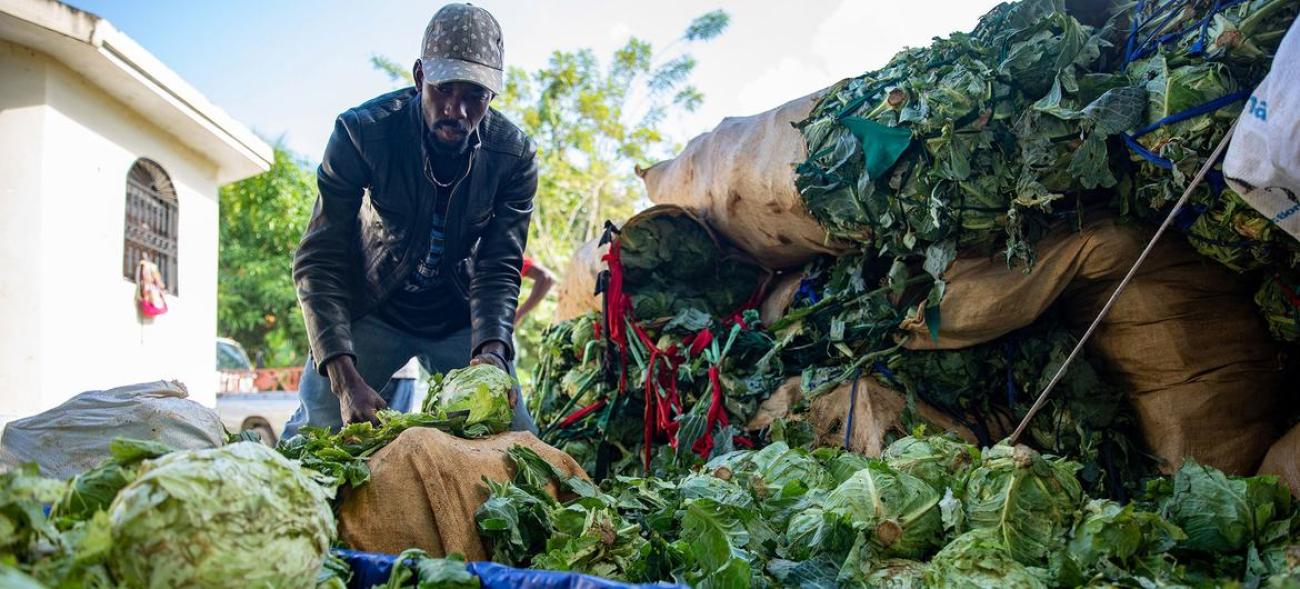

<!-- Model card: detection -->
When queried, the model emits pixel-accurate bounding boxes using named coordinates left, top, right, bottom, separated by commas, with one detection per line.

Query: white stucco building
left=0, top=0, right=272, bottom=423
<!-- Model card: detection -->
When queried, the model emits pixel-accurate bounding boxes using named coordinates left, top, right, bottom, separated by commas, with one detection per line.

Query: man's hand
left=324, top=356, right=387, bottom=425
left=471, top=341, right=517, bottom=408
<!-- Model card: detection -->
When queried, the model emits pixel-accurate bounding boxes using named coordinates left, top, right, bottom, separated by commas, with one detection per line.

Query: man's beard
left=429, top=120, right=472, bottom=155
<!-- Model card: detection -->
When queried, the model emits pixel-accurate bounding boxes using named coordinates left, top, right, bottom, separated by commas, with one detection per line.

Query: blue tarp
left=334, top=549, right=687, bottom=589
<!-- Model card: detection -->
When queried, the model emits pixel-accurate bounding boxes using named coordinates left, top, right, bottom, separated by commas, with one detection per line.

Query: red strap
left=520, top=256, right=533, bottom=277
left=688, top=329, right=714, bottom=356
left=555, top=399, right=607, bottom=429
left=601, top=241, right=629, bottom=349
left=733, top=435, right=755, bottom=449
left=643, top=352, right=656, bottom=471
left=691, top=365, right=730, bottom=458
left=1276, top=274, right=1300, bottom=308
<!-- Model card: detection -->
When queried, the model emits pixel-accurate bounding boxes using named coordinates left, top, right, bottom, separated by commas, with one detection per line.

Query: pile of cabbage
left=476, top=434, right=1300, bottom=588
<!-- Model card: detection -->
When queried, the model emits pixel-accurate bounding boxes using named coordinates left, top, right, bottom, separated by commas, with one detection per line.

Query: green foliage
left=1066, top=499, right=1184, bottom=581
left=277, top=409, right=475, bottom=490
left=218, top=145, right=316, bottom=367
left=376, top=550, right=479, bottom=589
left=54, top=438, right=173, bottom=522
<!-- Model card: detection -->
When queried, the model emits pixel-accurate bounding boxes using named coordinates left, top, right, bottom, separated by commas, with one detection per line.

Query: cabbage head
left=783, top=507, right=856, bottom=561
left=964, top=443, right=1083, bottom=565
left=859, top=558, right=928, bottom=589
left=924, top=528, right=1051, bottom=589
left=823, top=451, right=872, bottom=485
left=882, top=433, right=978, bottom=493
left=108, top=442, right=335, bottom=589
left=705, top=442, right=833, bottom=501
left=1067, top=499, right=1185, bottom=575
left=745, top=441, right=834, bottom=498
left=1159, top=460, right=1293, bottom=554
left=426, top=364, right=515, bottom=437
left=822, top=461, right=944, bottom=559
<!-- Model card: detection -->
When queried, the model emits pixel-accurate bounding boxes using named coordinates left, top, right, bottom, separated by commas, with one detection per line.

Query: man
left=285, top=3, right=537, bottom=434
left=515, top=256, right=556, bottom=326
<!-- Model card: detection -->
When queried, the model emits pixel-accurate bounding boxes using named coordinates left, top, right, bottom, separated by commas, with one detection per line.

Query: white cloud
left=607, top=23, right=632, bottom=43
left=811, top=0, right=1005, bottom=80
left=735, top=57, right=834, bottom=117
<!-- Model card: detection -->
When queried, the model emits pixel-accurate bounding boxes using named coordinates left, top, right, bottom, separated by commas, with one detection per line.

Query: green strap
left=839, top=116, right=913, bottom=181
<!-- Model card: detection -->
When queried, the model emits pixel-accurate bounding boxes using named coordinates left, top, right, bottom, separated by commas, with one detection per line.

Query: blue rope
left=844, top=368, right=862, bottom=449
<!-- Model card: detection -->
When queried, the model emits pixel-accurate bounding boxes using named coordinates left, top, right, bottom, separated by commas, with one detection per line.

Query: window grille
left=123, top=159, right=179, bottom=295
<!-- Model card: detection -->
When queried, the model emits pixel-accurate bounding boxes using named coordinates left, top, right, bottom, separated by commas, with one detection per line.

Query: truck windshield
left=216, top=340, right=253, bottom=370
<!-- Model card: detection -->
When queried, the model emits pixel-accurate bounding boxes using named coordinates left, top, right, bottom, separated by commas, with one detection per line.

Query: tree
left=218, top=145, right=316, bottom=368
left=373, top=11, right=730, bottom=379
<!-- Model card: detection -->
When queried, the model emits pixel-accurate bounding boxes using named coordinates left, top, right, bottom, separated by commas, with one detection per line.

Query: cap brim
left=420, top=57, right=502, bottom=94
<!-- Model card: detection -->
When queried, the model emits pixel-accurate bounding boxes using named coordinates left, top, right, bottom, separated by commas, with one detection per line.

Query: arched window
left=123, top=158, right=179, bottom=295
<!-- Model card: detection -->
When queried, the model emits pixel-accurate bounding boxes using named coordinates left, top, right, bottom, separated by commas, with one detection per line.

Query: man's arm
left=468, top=142, right=538, bottom=368
left=515, top=261, right=556, bottom=325
left=293, top=113, right=386, bottom=424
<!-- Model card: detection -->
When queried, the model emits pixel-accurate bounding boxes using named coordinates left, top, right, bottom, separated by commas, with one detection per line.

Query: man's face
left=417, top=74, right=492, bottom=155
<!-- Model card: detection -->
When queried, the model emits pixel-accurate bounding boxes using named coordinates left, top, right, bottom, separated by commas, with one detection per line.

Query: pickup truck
left=216, top=390, right=299, bottom=446
left=215, top=338, right=301, bottom=445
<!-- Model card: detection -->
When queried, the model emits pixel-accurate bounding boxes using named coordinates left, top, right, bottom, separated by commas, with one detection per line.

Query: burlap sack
left=901, top=215, right=1284, bottom=475
left=638, top=92, right=845, bottom=270
left=1258, top=423, right=1300, bottom=498
left=337, top=428, right=588, bottom=559
left=747, top=376, right=979, bottom=457
left=554, top=237, right=607, bottom=322
left=759, top=273, right=803, bottom=327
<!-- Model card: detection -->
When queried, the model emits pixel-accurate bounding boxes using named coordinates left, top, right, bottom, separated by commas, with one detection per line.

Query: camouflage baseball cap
left=420, top=3, right=504, bottom=94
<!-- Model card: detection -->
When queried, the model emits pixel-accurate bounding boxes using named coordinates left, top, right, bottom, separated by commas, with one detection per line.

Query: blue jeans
left=282, top=315, right=536, bottom=438
left=385, top=378, right=416, bottom=413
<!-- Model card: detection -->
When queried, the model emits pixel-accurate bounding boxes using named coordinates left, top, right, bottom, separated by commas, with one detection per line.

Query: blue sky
left=66, top=1, right=1003, bottom=164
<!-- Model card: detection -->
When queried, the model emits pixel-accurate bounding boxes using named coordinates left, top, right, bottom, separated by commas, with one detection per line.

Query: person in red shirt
left=516, top=256, right=556, bottom=325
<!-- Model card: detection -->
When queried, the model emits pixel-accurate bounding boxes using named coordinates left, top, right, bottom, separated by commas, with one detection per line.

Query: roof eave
left=0, top=0, right=273, bottom=184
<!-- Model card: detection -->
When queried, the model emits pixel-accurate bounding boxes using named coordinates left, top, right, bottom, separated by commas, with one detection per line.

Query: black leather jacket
left=293, top=88, right=537, bottom=371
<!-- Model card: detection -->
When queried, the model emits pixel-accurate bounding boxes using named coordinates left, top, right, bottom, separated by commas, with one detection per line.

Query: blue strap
left=1001, top=340, right=1018, bottom=408
left=1125, top=0, right=1191, bottom=65
left=1124, top=0, right=1146, bottom=66
left=797, top=277, right=821, bottom=305
left=844, top=368, right=862, bottom=449
left=1122, top=0, right=1249, bottom=65
left=1123, top=90, right=1248, bottom=182
left=1130, top=90, right=1251, bottom=138
left=873, top=362, right=902, bottom=388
